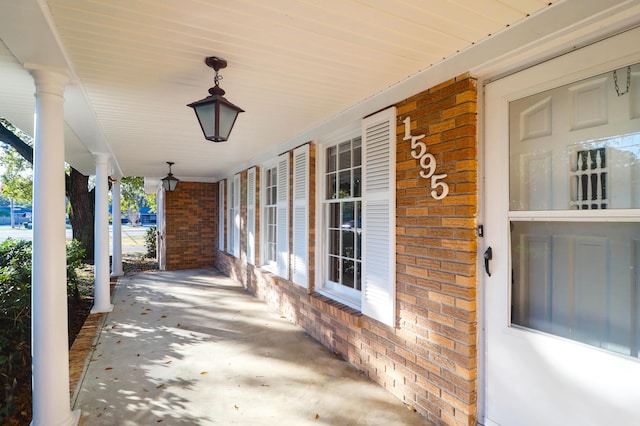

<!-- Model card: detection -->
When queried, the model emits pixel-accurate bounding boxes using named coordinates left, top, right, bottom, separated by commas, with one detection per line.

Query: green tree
left=0, top=118, right=96, bottom=262
left=119, top=177, right=156, bottom=225
left=0, top=143, right=33, bottom=205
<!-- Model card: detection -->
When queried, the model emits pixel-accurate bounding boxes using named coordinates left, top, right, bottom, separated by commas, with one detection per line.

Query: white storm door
left=484, top=28, right=640, bottom=426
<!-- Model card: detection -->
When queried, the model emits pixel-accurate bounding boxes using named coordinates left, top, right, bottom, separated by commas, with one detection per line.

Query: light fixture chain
left=614, top=66, right=631, bottom=96
left=214, top=70, right=223, bottom=87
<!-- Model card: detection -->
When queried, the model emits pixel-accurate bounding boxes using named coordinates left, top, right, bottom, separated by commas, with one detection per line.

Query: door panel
left=484, top=27, right=640, bottom=426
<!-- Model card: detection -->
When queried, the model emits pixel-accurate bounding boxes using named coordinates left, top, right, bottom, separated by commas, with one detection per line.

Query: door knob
left=484, top=247, right=493, bottom=277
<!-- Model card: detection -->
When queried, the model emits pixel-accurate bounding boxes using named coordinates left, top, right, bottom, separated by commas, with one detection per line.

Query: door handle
left=484, top=247, right=493, bottom=277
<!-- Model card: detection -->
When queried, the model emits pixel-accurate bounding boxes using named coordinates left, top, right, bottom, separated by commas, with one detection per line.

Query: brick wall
left=214, top=75, right=478, bottom=425
left=164, top=181, right=217, bottom=270
left=395, top=74, right=478, bottom=425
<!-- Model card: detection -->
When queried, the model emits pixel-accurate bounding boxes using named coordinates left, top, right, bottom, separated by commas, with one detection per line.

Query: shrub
left=0, top=238, right=89, bottom=422
left=145, top=226, right=157, bottom=259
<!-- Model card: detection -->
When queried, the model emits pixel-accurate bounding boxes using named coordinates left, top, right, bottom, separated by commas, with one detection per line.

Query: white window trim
left=314, top=109, right=397, bottom=327
left=259, top=156, right=290, bottom=278
left=315, top=122, right=363, bottom=310
left=227, top=174, right=240, bottom=257
left=247, top=167, right=257, bottom=266
left=218, top=180, right=225, bottom=251
left=260, top=159, right=278, bottom=273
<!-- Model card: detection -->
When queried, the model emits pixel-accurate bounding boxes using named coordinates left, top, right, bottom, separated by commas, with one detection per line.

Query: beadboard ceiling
left=0, top=0, right=633, bottom=183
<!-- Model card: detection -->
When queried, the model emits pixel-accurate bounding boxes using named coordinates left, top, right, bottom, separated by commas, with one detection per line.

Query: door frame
left=478, top=23, right=640, bottom=425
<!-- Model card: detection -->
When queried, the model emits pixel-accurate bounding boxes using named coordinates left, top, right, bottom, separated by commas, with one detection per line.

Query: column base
left=31, top=409, right=80, bottom=426
left=90, top=303, right=114, bottom=314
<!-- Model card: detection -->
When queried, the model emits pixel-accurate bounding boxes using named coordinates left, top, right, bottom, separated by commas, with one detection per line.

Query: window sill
left=310, top=291, right=362, bottom=328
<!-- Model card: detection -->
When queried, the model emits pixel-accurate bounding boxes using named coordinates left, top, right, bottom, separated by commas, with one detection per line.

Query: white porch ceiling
left=0, top=0, right=637, bottom=183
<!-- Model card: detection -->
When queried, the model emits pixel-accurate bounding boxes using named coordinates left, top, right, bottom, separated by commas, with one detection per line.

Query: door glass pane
left=509, top=64, right=640, bottom=211
left=511, top=221, right=640, bottom=358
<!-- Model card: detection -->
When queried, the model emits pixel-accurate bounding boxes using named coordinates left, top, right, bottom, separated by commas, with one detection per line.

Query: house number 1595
left=402, top=116, right=449, bottom=200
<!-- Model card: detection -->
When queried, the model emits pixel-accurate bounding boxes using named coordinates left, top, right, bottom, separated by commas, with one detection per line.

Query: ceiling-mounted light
left=187, top=56, right=244, bottom=142
left=161, top=162, right=179, bottom=192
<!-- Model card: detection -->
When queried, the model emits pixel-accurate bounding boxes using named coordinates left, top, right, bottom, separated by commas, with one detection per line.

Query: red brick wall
left=215, top=76, right=478, bottom=425
left=164, top=181, right=217, bottom=270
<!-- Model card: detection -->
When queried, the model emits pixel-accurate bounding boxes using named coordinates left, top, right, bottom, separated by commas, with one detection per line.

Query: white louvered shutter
left=247, top=167, right=256, bottom=265
left=219, top=180, right=225, bottom=251
left=361, top=107, right=396, bottom=327
left=233, top=173, right=241, bottom=258
left=292, top=145, right=309, bottom=288
left=276, top=153, right=290, bottom=278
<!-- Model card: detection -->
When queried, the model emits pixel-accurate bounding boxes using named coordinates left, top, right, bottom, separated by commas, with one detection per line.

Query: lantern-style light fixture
left=161, top=162, right=179, bottom=192
left=187, top=56, right=244, bottom=142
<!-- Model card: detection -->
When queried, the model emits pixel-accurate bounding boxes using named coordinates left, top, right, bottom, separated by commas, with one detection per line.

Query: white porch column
left=29, top=68, right=80, bottom=426
left=111, top=178, right=123, bottom=276
left=91, top=153, right=114, bottom=313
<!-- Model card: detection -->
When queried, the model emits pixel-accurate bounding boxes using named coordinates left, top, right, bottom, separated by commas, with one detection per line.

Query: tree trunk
left=67, top=168, right=95, bottom=263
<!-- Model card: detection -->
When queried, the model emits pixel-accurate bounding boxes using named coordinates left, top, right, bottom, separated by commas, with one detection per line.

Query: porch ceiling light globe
left=187, top=56, right=244, bottom=142
left=161, top=162, right=179, bottom=192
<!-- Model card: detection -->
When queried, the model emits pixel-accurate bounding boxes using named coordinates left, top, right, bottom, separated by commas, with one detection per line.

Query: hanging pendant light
left=161, top=162, right=179, bottom=192
left=187, top=56, right=244, bottom=142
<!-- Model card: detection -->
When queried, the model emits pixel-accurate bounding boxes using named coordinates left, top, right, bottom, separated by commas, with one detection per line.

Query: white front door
left=484, top=28, right=640, bottom=426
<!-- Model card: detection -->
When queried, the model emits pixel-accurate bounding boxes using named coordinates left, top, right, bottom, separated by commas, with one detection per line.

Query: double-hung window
left=263, top=165, right=278, bottom=268
left=261, top=154, right=289, bottom=278
left=227, top=174, right=240, bottom=257
left=323, top=136, right=363, bottom=304
left=317, top=107, right=397, bottom=326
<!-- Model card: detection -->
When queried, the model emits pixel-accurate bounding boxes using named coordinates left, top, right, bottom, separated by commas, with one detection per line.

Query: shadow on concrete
left=73, top=268, right=429, bottom=425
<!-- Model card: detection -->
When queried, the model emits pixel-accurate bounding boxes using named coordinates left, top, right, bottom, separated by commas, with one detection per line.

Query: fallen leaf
left=156, top=384, right=166, bottom=389
left=105, top=367, right=113, bottom=371
left=200, top=371, right=208, bottom=375
left=161, top=315, right=167, bottom=318
left=116, top=340, right=122, bottom=344
left=315, top=414, right=320, bottom=420
left=234, top=405, right=239, bottom=411
left=141, top=312, right=148, bottom=316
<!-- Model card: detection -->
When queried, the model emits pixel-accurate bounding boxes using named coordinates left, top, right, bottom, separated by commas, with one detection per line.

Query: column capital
left=26, top=65, right=69, bottom=98
left=94, top=152, right=111, bottom=164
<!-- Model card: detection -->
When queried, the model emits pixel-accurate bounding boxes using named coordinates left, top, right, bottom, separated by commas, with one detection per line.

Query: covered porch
left=70, top=267, right=427, bottom=425
left=2, top=1, right=640, bottom=425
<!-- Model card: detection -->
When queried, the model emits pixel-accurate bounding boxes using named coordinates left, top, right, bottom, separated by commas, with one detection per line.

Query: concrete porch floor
left=72, top=268, right=431, bottom=425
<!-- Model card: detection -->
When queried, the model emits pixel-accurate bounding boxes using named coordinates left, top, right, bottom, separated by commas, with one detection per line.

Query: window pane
left=338, top=171, right=351, bottom=198
left=268, top=242, right=276, bottom=263
left=355, top=261, right=361, bottom=291
left=353, top=167, right=361, bottom=197
left=511, top=221, right=640, bottom=358
left=327, top=146, right=337, bottom=173
left=328, top=256, right=340, bottom=283
left=342, top=202, right=354, bottom=228
left=342, top=229, right=354, bottom=258
left=328, top=203, right=340, bottom=228
left=342, top=259, right=355, bottom=288
left=338, top=141, right=351, bottom=169
left=327, top=173, right=337, bottom=199
left=353, top=137, right=362, bottom=167
left=329, top=230, right=340, bottom=256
